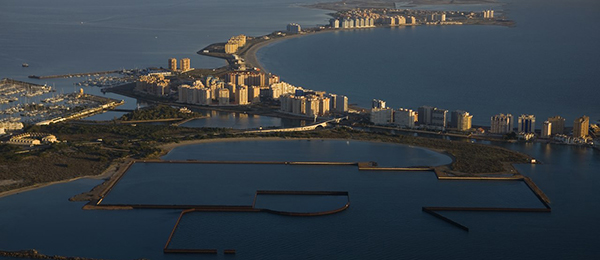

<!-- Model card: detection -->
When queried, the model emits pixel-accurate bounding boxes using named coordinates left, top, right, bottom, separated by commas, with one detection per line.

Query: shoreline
left=1, top=130, right=532, bottom=201
left=0, top=159, right=126, bottom=199
left=239, top=29, right=337, bottom=73
left=158, top=136, right=456, bottom=164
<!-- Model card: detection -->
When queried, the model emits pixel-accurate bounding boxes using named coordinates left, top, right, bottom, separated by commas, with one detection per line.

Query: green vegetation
left=119, top=104, right=198, bottom=121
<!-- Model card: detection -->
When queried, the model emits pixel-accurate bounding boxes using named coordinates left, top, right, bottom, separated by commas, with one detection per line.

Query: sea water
left=258, top=0, right=600, bottom=125
left=2, top=140, right=599, bottom=259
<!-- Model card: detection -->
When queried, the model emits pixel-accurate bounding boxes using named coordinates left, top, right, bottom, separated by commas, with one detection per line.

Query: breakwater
left=162, top=190, right=350, bottom=254
left=0, top=249, right=108, bottom=260
left=83, top=158, right=552, bottom=253
left=1, top=78, right=48, bottom=88
left=28, top=70, right=120, bottom=79
left=422, top=172, right=552, bottom=231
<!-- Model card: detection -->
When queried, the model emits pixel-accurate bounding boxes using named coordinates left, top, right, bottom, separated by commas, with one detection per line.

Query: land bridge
left=242, top=117, right=347, bottom=134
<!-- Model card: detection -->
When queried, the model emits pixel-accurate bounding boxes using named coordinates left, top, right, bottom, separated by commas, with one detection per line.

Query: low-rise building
left=0, top=121, right=24, bottom=131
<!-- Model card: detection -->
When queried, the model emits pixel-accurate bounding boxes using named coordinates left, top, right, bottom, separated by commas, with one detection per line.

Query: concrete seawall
left=28, top=70, right=120, bottom=79
left=86, top=158, right=552, bottom=237
left=422, top=207, right=469, bottom=231
left=162, top=191, right=351, bottom=254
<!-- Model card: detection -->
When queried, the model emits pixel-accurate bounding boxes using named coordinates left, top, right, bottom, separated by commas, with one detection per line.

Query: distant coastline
left=199, top=1, right=512, bottom=73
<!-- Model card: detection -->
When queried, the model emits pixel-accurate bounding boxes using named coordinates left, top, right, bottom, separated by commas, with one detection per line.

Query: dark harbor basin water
left=101, top=162, right=542, bottom=209
left=1, top=140, right=600, bottom=259
left=179, top=110, right=296, bottom=129
left=253, top=194, right=349, bottom=213
left=161, top=139, right=452, bottom=166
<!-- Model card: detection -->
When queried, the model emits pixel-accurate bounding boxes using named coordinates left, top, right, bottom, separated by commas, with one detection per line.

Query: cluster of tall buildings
left=330, top=17, right=375, bottom=29
left=280, top=91, right=348, bottom=117
left=168, top=58, right=191, bottom=72
left=426, top=13, right=447, bottom=22
left=175, top=71, right=350, bottom=114
left=135, top=74, right=170, bottom=96
left=224, top=35, right=247, bottom=54
left=178, top=74, right=264, bottom=106
left=370, top=102, right=472, bottom=131
left=384, top=15, right=417, bottom=25
left=490, top=114, right=591, bottom=140
left=224, top=71, right=279, bottom=87
left=286, top=23, right=301, bottom=34
left=482, top=10, right=495, bottom=19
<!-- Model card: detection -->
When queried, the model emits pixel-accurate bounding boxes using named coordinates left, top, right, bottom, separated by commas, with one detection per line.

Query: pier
left=28, top=70, right=120, bottom=79
left=1, top=78, right=48, bottom=88
left=161, top=190, right=350, bottom=254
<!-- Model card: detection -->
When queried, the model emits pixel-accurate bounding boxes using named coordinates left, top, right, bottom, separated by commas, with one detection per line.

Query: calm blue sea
left=0, top=0, right=331, bottom=121
left=1, top=140, right=599, bottom=259
left=258, top=0, right=600, bottom=126
left=1, top=0, right=600, bottom=259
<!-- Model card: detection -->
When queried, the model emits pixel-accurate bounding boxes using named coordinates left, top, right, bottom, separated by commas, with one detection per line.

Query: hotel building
left=394, top=108, right=416, bottom=128
left=450, top=110, right=473, bottom=131
left=371, top=107, right=394, bottom=125
left=541, top=121, right=552, bottom=138
left=490, top=114, right=514, bottom=134
left=573, top=115, right=590, bottom=138
left=548, top=115, right=565, bottom=135
left=287, top=23, right=302, bottom=34
left=372, top=99, right=386, bottom=109
left=518, top=114, right=536, bottom=133
left=168, top=58, right=177, bottom=71
left=418, top=106, right=448, bottom=130
left=180, top=58, right=191, bottom=72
